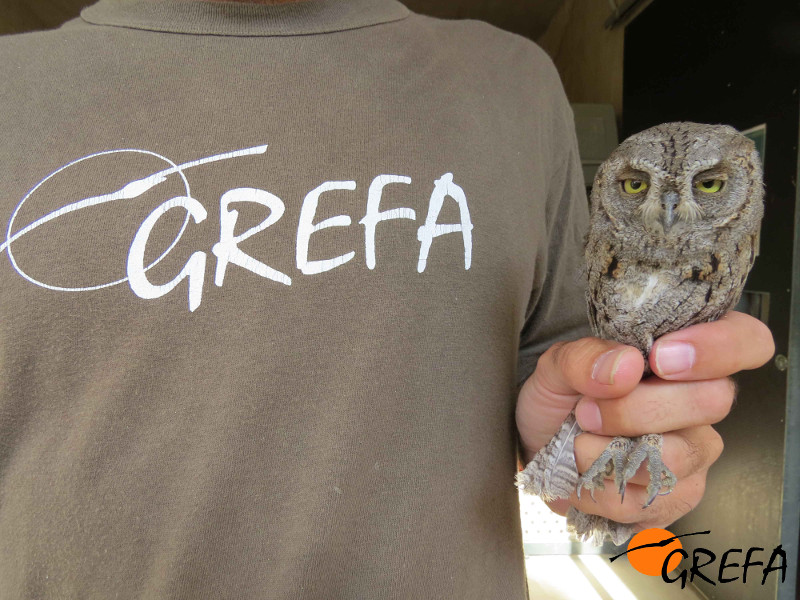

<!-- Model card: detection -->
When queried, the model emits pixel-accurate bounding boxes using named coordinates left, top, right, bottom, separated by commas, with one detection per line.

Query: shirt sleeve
left=516, top=107, right=593, bottom=387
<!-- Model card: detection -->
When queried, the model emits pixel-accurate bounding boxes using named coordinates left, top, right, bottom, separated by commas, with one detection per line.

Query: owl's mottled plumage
left=517, top=122, right=764, bottom=545
left=587, top=122, right=763, bottom=357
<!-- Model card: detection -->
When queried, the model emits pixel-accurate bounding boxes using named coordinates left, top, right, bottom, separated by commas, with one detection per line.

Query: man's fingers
left=517, top=338, right=645, bottom=456
left=531, top=312, right=771, bottom=529
left=545, top=498, right=571, bottom=518
left=573, top=426, right=724, bottom=485
left=574, top=377, right=736, bottom=436
left=650, top=311, right=774, bottom=380
left=531, top=338, right=645, bottom=399
left=566, top=470, right=708, bottom=527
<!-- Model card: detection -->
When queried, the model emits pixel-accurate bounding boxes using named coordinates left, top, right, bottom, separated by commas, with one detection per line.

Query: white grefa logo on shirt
left=2, top=145, right=474, bottom=312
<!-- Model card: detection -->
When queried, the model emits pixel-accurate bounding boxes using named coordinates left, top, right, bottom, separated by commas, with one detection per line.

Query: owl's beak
left=660, top=190, right=680, bottom=232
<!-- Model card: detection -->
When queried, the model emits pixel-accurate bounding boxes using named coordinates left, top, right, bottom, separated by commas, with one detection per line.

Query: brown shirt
left=0, top=1, right=590, bottom=597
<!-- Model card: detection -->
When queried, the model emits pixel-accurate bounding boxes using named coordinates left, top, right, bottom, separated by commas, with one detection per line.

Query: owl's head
left=591, top=122, right=764, bottom=241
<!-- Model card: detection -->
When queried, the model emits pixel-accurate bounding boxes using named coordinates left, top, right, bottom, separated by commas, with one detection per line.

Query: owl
left=517, top=122, right=764, bottom=545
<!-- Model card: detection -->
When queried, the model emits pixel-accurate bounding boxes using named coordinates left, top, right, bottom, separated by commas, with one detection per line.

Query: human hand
left=515, top=311, right=774, bottom=531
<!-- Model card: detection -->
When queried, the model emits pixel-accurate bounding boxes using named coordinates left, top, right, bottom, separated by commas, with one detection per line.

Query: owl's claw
left=577, top=434, right=677, bottom=509
left=576, top=474, right=603, bottom=502
left=622, top=434, right=677, bottom=507
left=576, top=436, right=631, bottom=502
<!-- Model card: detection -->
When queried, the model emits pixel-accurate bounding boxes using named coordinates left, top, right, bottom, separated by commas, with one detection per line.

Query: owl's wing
left=681, top=231, right=761, bottom=329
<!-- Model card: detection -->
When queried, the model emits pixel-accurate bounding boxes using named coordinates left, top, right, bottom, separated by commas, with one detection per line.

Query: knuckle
left=550, top=337, right=592, bottom=370
left=707, top=428, right=724, bottom=463
left=727, top=377, right=740, bottom=407
left=649, top=490, right=700, bottom=526
left=701, top=378, right=736, bottom=422
left=592, top=500, right=638, bottom=524
left=560, top=336, right=623, bottom=367
left=666, top=427, right=723, bottom=478
left=642, top=506, right=691, bottom=530
left=579, top=488, right=653, bottom=524
left=544, top=341, right=569, bottom=366
left=635, top=496, right=673, bottom=525
left=538, top=341, right=570, bottom=384
left=726, top=376, right=738, bottom=399
left=644, top=503, right=675, bottom=527
left=635, top=476, right=709, bottom=530
left=679, top=434, right=707, bottom=475
left=540, top=337, right=605, bottom=392
left=678, top=479, right=707, bottom=515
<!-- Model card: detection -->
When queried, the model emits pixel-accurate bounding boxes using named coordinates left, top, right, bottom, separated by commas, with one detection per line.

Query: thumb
left=516, top=338, right=644, bottom=460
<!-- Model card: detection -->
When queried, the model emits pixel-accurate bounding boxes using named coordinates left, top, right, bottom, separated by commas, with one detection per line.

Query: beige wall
left=403, top=0, right=562, bottom=42
left=536, top=0, right=626, bottom=123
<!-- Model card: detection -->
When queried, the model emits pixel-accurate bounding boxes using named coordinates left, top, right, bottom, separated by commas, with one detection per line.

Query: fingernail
left=654, top=341, right=696, bottom=375
left=576, top=399, right=602, bottom=432
left=592, top=349, right=626, bottom=385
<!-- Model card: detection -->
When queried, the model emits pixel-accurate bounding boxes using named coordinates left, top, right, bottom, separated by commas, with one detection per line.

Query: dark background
left=625, top=1, right=800, bottom=599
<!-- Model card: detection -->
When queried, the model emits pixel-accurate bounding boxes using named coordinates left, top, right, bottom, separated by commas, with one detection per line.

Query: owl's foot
left=576, top=436, right=632, bottom=502
left=629, top=434, right=678, bottom=507
left=576, top=434, right=677, bottom=508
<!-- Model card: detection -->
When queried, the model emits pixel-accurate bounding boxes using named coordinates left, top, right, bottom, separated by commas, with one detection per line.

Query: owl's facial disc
left=630, top=172, right=704, bottom=236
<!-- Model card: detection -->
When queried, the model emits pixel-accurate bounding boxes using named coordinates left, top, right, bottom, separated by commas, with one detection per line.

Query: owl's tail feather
left=516, top=412, right=582, bottom=502
left=567, top=507, right=635, bottom=546
left=517, top=411, right=637, bottom=547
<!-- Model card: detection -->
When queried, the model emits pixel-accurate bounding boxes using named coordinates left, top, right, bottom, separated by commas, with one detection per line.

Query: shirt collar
left=80, top=0, right=411, bottom=36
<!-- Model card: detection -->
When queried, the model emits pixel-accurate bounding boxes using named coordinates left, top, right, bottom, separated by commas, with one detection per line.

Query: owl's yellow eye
left=622, top=179, right=648, bottom=194
left=695, top=179, right=724, bottom=193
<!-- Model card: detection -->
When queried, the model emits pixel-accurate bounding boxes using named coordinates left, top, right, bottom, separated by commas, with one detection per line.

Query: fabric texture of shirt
left=0, top=1, right=590, bottom=597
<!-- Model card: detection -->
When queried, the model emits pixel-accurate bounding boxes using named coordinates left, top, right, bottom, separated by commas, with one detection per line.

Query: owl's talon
left=577, top=436, right=632, bottom=503
left=576, top=434, right=677, bottom=509
left=644, top=470, right=677, bottom=507
left=626, top=434, right=677, bottom=508
left=576, top=474, right=604, bottom=502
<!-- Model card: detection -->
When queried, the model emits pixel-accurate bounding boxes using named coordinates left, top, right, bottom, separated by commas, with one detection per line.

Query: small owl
left=517, top=122, right=764, bottom=545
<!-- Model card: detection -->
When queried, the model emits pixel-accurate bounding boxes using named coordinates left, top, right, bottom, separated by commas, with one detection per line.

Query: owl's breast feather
left=589, top=262, right=713, bottom=355
left=625, top=274, right=662, bottom=309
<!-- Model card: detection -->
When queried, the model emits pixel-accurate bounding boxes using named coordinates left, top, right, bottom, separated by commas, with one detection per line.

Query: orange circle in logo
left=627, top=528, right=684, bottom=576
